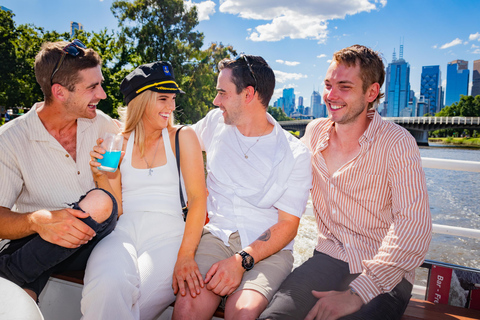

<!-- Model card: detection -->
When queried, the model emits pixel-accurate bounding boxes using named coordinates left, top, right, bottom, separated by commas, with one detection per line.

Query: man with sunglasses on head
left=0, top=40, right=119, bottom=302
left=172, top=55, right=312, bottom=319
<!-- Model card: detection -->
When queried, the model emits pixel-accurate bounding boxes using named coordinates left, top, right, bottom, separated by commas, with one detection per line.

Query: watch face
left=241, top=252, right=254, bottom=270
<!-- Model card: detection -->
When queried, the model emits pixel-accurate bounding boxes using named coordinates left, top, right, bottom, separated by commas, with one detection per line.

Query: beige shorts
left=195, top=229, right=294, bottom=303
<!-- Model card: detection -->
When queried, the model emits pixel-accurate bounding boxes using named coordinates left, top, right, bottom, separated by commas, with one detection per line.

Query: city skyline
left=2, top=0, right=480, bottom=108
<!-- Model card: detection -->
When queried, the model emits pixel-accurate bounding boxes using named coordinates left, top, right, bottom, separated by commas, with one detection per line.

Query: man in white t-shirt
left=0, top=40, right=119, bottom=302
left=173, top=55, right=312, bottom=319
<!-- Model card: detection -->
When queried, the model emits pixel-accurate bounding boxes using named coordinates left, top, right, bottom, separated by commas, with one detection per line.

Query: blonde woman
left=81, top=61, right=207, bottom=320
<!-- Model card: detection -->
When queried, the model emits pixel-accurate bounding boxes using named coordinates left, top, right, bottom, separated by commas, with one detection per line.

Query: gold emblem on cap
left=136, top=80, right=181, bottom=94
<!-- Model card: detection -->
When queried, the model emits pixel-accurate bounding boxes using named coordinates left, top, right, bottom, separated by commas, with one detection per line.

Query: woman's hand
left=172, top=254, right=204, bottom=298
left=89, top=138, right=106, bottom=177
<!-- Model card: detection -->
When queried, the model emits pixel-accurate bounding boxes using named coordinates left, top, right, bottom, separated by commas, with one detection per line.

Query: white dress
left=81, top=128, right=185, bottom=320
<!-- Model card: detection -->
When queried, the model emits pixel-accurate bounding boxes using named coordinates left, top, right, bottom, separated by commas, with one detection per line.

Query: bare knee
left=225, top=290, right=268, bottom=320
left=172, top=289, right=221, bottom=320
left=78, top=189, right=113, bottom=223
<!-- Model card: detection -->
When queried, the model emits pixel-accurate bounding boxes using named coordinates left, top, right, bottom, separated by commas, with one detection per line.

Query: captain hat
left=120, top=61, right=184, bottom=105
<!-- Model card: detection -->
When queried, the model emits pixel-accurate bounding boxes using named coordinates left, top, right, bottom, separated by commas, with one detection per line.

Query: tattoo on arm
left=257, top=229, right=271, bottom=242
left=95, top=181, right=99, bottom=188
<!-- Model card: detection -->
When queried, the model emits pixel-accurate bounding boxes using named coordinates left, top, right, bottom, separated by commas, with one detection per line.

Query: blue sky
left=3, top=0, right=480, bottom=108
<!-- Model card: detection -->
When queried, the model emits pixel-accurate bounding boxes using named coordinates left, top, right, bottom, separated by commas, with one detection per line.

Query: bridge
left=279, top=117, right=480, bottom=145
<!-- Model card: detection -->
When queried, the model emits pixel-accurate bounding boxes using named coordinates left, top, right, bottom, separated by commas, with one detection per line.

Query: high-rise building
left=472, top=59, right=480, bottom=97
left=420, top=65, right=443, bottom=115
left=304, top=106, right=311, bottom=116
left=416, top=95, right=429, bottom=117
left=445, top=60, right=469, bottom=106
left=282, top=88, right=295, bottom=117
left=311, top=90, right=322, bottom=118
left=408, top=90, right=417, bottom=116
left=70, top=21, right=83, bottom=37
left=297, top=96, right=304, bottom=115
left=384, top=46, right=411, bottom=117
left=0, top=6, right=12, bottom=12
left=276, top=97, right=285, bottom=112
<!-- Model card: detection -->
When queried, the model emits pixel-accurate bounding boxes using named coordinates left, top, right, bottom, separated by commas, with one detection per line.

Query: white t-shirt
left=193, top=109, right=312, bottom=251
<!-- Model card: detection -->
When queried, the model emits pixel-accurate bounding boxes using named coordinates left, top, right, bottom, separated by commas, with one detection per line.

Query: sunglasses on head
left=235, top=53, right=258, bottom=94
left=50, top=39, right=87, bottom=85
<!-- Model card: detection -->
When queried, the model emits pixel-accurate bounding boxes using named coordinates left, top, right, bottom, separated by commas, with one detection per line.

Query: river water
left=291, top=144, right=480, bottom=288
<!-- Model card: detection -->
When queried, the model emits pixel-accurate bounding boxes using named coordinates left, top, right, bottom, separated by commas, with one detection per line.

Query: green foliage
left=0, top=1, right=235, bottom=123
left=433, top=95, right=480, bottom=137
left=0, top=10, right=18, bottom=107
left=268, top=106, right=292, bottom=121
left=436, top=95, right=480, bottom=117
left=111, top=0, right=212, bottom=122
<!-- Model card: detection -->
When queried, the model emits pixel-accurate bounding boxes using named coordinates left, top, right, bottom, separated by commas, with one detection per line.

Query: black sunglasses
left=50, top=39, right=87, bottom=85
left=235, top=53, right=258, bottom=94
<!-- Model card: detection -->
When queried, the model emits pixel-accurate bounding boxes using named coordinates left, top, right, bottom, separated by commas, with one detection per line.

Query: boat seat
left=402, top=298, right=480, bottom=320
left=50, top=272, right=480, bottom=320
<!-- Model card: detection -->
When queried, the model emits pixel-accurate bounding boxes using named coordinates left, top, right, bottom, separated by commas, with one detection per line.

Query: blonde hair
left=118, top=90, right=175, bottom=157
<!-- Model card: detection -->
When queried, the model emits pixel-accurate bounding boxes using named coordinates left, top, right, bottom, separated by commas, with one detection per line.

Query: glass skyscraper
left=384, top=46, right=411, bottom=117
left=70, top=21, right=83, bottom=37
left=472, top=59, right=480, bottom=97
left=420, top=66, right=443, bottom=115
left=311, top=90, right=323, bottom=118
left=445, top=60, right=469, bottom=106
left=282, top=88, right=295, bottom=117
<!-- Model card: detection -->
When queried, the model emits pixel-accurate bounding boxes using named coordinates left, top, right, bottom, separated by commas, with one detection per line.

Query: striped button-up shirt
left=0, top=103, right=119, bottom=213
left=302, top=110, right=432, bottom=304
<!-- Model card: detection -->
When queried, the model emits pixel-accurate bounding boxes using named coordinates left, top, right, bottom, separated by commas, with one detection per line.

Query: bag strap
left=175, top=125, right=188, bottom=221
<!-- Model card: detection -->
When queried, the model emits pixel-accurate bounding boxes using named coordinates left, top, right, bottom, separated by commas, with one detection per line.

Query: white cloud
left=317, top=54, right=327, bottom=59
left=276, top=59, right=300, bottom=66
left=439, top=38, right=463, bottom=49
left=473, top=49, right=480, bottom=54
left=472, top=44, right=480, bottom=49
left=469, top=32, right=480, bottom=41
left=274, top=70, right=307, bottom=83
left=219, top=0, right=385, bottom=42
left=432, top=45, right=438, bottom=49
left=184, top=1, right=216, bottom=21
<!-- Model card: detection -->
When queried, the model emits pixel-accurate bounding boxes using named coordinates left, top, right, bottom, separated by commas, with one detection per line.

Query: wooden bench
left=50, top=271, right=480, bottom=320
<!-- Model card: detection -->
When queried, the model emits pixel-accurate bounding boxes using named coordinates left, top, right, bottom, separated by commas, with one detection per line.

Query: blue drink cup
left=98, top=132, right=123, bottom=172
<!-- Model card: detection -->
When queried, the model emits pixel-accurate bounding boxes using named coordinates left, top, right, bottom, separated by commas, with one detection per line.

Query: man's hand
left=30, top=208, right=95, bottom=248
left=204, top=254, right=245, bottom=296
left=305, top=289, right=364, bottom=320
left=172, top=255, right=204, bottom=298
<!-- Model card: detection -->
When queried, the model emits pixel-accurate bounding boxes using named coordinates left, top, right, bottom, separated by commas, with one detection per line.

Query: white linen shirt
left=193, top=109, right=312, bottom=251
left=0, top=102, right=119, bottom=213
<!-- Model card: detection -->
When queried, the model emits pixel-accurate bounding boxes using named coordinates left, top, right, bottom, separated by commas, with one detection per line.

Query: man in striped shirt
left=260, top=45, right=432, bottom=320
left=0, top=40, right=119, bottom=302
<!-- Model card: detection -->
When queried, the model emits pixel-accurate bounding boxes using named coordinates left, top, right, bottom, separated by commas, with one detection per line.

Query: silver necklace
left=234, top=122, right=270, bottom=159
left=143, top=135, right=161, bottom=176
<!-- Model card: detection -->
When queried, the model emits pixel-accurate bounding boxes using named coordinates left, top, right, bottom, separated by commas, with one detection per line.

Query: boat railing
left=421, top=157, right=480, bottom=239
left=413, top=157, right=480, bottom=299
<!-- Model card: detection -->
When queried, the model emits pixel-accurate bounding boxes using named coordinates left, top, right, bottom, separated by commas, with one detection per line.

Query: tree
left=76, top=28, right=133, bottom=117
left=177, top=43, right=236, bottom=123
left=436, top=95, right=480, bottom=117
left=111, top=0, right=217, bottom=123
left=434, top=95, right=480, bottom=137
left=0, top=10, right=18, bottom=108
left=268, top=106, right=292, bottom=121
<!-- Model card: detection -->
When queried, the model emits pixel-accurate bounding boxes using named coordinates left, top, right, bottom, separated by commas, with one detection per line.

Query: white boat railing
left=422, top=157, right=480, bottom=173
left=415, top=157, right=480, bottom=298
left=421, top=156, right=480, bottom=239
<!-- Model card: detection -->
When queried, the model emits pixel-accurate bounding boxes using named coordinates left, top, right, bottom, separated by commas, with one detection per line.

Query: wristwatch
left=236, top=250, right=255, bottom=271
